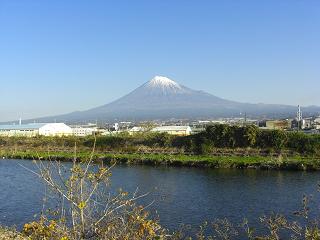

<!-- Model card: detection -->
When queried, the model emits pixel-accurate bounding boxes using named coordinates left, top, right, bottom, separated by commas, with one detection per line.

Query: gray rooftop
left=151, top=126, right=191, bottom=131
left=0, top=123, right=47, bottom=131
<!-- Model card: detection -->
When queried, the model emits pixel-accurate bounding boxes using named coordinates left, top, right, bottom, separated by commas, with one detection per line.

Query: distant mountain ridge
left=14, top=76, right=320, bottom=123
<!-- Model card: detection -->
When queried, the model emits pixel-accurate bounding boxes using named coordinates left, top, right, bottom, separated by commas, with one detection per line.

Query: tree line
left=1, top=124, right=320, bottom=156
left=173, top=125, right=320, bottom=155
left=84, top=124, right=320, bottom=155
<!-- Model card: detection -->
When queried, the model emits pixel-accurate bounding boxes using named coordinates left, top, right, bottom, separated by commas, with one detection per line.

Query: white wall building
left=0, top=123, right=73, bottom=137
left=314, top=117, right=320, bottom=129
left=151, top=126, right=192, bottom=136
left=72, top=127, right=97, bottom=137
left=128, top=126, right=146, bottom=135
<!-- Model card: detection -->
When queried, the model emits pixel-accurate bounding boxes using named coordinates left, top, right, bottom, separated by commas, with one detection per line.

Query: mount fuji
left=25, top=76, right=320, bottom=123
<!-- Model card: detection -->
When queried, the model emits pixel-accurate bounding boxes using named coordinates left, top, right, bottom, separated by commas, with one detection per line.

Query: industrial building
left=151, top=126, right=192, bottom=136
left=0, top=123, right=73, bottom=137
left=265, top=120, right=292, bottom=130
left=314, top=117, right=320, bottom=129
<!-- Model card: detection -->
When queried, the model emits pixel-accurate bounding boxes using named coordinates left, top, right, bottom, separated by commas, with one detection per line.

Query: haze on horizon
left=0, top=0, right=319, bottom=122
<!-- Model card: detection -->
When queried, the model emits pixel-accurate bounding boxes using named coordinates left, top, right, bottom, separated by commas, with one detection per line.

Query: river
left=0, top=159, right=320, bottom=236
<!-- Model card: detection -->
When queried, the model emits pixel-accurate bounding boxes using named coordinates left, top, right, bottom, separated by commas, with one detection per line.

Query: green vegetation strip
left=1, top=150, right=320, bottom=171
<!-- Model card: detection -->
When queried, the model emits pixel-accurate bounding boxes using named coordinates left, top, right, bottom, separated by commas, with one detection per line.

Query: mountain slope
left=96, top=76, right=238, bottom=110
left=22, top=76, right=320, bottom=123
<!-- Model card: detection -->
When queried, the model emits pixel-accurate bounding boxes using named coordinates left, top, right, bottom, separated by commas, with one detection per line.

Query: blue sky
left=0, top=0, right=319, bottom=121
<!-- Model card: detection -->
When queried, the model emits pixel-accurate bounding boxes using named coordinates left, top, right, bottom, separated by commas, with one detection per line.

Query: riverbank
left=1, top=127, right=320, bottom=171
left=1, top=150, right=320, bottom=171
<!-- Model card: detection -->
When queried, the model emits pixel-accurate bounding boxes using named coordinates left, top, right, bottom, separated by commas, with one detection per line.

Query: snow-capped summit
left=148, top=76, right=181, bottom=88
left=144, top=76, right=183, bottom=94
left=143, top=76, right=185, bottom=95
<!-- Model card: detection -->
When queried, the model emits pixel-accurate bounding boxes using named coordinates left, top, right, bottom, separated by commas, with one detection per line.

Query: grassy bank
left=1, top=149, right=320, bottom=171
left=0, top=227, right=26, bottom=240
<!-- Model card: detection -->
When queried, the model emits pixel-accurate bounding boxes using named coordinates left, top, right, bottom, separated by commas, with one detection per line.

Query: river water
left=1, top=159, right=320, bottom=235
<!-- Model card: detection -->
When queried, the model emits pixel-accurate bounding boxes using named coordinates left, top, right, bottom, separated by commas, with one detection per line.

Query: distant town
left=0, top=105, right=319, bottom=138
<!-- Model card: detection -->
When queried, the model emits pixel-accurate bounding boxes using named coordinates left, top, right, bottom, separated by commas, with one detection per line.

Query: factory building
left=151, top=126, right=192, bottom=136
left=265, top=120, right=292, bottom=130
left=0, top=123, right=73, bottom=137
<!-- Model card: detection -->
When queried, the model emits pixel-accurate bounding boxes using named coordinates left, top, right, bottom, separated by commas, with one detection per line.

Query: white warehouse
left=0, top=123, right=73, bottom=137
